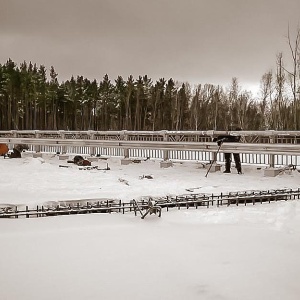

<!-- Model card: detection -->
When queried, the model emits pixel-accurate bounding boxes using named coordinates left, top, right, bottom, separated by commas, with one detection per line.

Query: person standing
left=215, top=127, right=242, bottom=174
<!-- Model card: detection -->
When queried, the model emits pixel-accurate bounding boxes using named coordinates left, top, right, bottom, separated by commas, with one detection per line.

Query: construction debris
left=139, top=175, right=154, bottom=179
left=118, top=178, right=129, bottom=185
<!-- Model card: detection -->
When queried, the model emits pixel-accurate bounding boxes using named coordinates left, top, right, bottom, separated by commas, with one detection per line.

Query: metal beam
left=1, top=137, right=300, bottom=156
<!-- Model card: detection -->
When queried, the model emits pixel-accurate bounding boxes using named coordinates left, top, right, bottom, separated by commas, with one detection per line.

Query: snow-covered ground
left=1, top=154, right=300, bottom=300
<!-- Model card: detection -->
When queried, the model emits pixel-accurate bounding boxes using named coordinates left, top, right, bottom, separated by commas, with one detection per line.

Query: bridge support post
left=122, top=130, right=130, bottom=158
left=269, top=133, right=275, bottom=168
left=59, top=130, right=67, bottom=154
left=11, top=130, right=17, bottom=150
left=162, top=130, right=169, bottom=161
left=121, top=130, right=131, bottom=165
left=35, top=130, right=41, bottom=153
left=88, top=130, right=96, bottom=156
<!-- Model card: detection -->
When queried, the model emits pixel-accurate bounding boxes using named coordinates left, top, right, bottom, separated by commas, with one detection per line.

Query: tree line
left=0, top=29, right=299, bottom=131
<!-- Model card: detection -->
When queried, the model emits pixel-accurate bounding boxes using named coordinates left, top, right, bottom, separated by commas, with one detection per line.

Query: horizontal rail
left=2, top=129, right=300, bottom=136
left=1, top=137, right=300, bottom=155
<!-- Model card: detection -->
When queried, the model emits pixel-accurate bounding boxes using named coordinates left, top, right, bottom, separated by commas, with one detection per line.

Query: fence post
left=269, top=131, right=275, bottom=167
left=15, top=206, right=18, bottom=219
left=209, top=131, right=216, bottom=163
left=11, top=130, right=17, bottom=150
left=88, top=130, right=96, bottom=156
left=59, top=130, right=67, bottom=154
left=35, top=130, right=41, bottom=153
left=162, top=130, right=169, bottom=161
left=122, top=130, right=129, bottom=158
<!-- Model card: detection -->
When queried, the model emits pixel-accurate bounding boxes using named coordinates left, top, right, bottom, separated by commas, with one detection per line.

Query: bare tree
left=190, top=84, right=201, bottom=130
left=259, top=71, right=273, bottom=128
left=285, top=26, right=300, bottom=129
left=274, top=52, right=286, bottom=129
left=228, top=77, right=240, bottom=128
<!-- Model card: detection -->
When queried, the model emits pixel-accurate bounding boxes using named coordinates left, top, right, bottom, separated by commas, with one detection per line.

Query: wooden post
left=133, top=201, right=137, bottom=216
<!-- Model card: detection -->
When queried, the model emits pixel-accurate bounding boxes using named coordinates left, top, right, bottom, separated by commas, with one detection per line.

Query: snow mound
left=23, top=157, right=45, bottom=165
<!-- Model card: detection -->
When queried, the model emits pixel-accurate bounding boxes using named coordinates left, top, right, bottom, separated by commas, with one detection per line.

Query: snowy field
left=1, top=154, right=300, bottom=300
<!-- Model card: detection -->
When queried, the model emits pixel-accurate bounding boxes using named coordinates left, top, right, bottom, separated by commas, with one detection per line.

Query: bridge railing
left=1, top=130, right=300, bottom=167
left=2, top=129, right=300, bottom=142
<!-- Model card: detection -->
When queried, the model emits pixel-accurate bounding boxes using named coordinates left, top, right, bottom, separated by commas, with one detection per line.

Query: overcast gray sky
left=1, top=0, right=299, bottom=93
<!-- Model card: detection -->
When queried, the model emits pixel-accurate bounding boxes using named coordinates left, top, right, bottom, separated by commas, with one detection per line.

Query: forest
left=0, top=29, right=299, bottom=131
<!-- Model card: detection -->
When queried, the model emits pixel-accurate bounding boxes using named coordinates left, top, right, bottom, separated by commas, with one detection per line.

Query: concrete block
left=264, top=167, right=283, bottom=177
left=86, top=157, right=99, bottom=162
left=22, top=152, right=33, bottom=158
left=205, top=163, right=221, bottom=172
left=121, top=158, right=132, bottom=165
left=160, top=160, right=173, bottom=168
left=33, top=153, right=43, bottom=158
left=58, top=154, right=69, bottom=160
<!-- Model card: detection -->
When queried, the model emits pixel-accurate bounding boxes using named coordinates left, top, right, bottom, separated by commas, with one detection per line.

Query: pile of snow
left=1, top=155, right=299, bottom=207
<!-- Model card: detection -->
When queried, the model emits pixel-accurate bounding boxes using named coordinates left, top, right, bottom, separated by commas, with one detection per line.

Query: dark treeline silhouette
left=0, top=50, right=299, bottom=131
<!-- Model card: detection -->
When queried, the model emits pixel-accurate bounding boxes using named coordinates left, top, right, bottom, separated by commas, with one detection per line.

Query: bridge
left=1, top=130, right=300, bottom=167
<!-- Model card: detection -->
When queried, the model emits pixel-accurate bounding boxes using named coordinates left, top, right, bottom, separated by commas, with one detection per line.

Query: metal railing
left=1, top=188, right=299, bottom=219
left=1, top=130, right=300, bottom=166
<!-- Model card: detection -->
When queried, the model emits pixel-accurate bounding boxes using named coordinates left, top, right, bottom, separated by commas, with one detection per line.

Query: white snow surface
left=1, top=154, right=300, bottom=300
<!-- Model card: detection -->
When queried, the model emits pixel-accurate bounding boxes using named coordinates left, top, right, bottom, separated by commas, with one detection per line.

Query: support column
left=269, top=133, right=275, bottom=168
left=88, top=130, right=96, bottom=156
left=35, top=130, right=41, bottom=153
left=11, top=130, right=17, bottom=150
left=121, top=130, right=131, bottom=165
left=162, top=130, right=169, bottom=161
left=160, top=130, right=173, bottom=168
left=264, top=131, right=282, bottom=176
left=59, top=130, right=67, bottom=154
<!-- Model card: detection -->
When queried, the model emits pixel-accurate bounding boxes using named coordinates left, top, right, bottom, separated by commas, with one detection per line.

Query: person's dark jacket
left=213, top=135, right=241, bottom=146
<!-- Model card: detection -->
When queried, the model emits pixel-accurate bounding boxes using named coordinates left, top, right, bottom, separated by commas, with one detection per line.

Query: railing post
left=11, top=130, right=17, bottom=150
left=59, top=130, right=67, bottom=154
left=162, top=130, right=169, bottom=161
left=12, top=130, right=17, bottom=138
left=269, top=132, right=275, bottom=167
left=35, top=130, right=41, bottom=153
left=122, top=130, right=129, bottom=158
left=211, top=133, right=217, bottom=163
left=88, top=130, right=96, bottom=156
